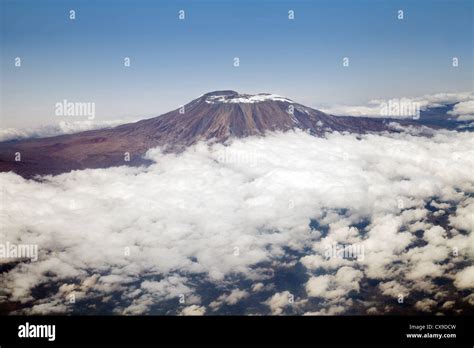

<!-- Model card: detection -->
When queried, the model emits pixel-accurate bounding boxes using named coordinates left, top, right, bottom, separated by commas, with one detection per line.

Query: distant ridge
left=0, top=91, right=397, bottom=178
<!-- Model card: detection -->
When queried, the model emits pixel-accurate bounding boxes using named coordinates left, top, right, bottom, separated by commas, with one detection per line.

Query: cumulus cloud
left=264, top=291, right=305, bottom=315
left=0, top=129, right=473, bottom=314
left=306, top=267, right=363, bottom=299
left=415, top=298, right=438, bottom=312
left=321, top=91, right=474, bottom=118
left=449, top=198, right=474, bottom=235
left=379, top=280, right=409, bottom=298
left=448, top=101, right=474, bottom=121
left=454, top=266, right=474, bottom=290
left=251, top=283, right=265, bottom=292
left=180, top=305, right=206, bottom=316
left=209, top=289, right=249, bottom=310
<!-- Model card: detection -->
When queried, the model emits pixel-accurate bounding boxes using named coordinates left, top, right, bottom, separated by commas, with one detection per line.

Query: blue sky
left=1, top=0, right=473, bottom=127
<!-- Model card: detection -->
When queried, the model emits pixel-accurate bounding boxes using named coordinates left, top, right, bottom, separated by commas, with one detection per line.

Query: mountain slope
left=0, top=91, right=394, bottom=178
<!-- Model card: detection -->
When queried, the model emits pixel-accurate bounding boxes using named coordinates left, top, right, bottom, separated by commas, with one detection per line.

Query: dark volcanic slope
left=0, top=91, right=391, bottom=178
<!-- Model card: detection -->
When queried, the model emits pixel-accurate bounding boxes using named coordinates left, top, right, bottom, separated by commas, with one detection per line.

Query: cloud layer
left=321, top=91, right=474, bottom=119
left=0, top=129, right=472, bottom=315
left=0, top=119, right=135, bottom=142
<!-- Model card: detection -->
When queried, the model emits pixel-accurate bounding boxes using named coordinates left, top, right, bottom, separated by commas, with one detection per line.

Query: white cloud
left=321, top=91, right=474, bottom=118
left=441, top=301, right=455, bottom=310
left=0, top=129, right=472, bottom=314
left=251, top=282, right=265, bottom=292
left=379, top=280, right=409, bottom=298
left=0, top=119, right=135, bottom=142
left=454, top=266, right=474, bottom=290
left=415, top=299, right=438, bottom=312
left=141, top=276, right=195, bottom=301
left=180, top=305, right=206, bottom=316
left=448, top=101, right=474, bottom=121
left=209, top=289, right=249, bottom=309
left=264, top=291, right=295, bottom=315
left=449, top=197, right=474, bottom=234
left=306, top=267, right=363, bottom=300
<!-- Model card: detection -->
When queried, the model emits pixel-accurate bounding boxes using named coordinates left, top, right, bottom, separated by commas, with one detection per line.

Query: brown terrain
left=0, top=90, right=397, bottom=178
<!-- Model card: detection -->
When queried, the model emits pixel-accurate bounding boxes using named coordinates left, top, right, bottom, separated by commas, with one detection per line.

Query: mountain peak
left=200, top=91, right=294, bottom=104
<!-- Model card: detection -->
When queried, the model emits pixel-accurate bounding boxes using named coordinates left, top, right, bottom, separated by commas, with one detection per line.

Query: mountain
left=0, top=90, right=397, bottom=178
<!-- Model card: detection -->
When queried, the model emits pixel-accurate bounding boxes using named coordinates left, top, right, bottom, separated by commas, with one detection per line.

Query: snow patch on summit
left=205, top=93, right=293, bottom=104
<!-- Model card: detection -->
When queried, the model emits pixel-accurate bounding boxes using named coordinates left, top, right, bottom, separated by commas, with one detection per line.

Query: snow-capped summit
left=202, top=91, right=294, bottom=104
